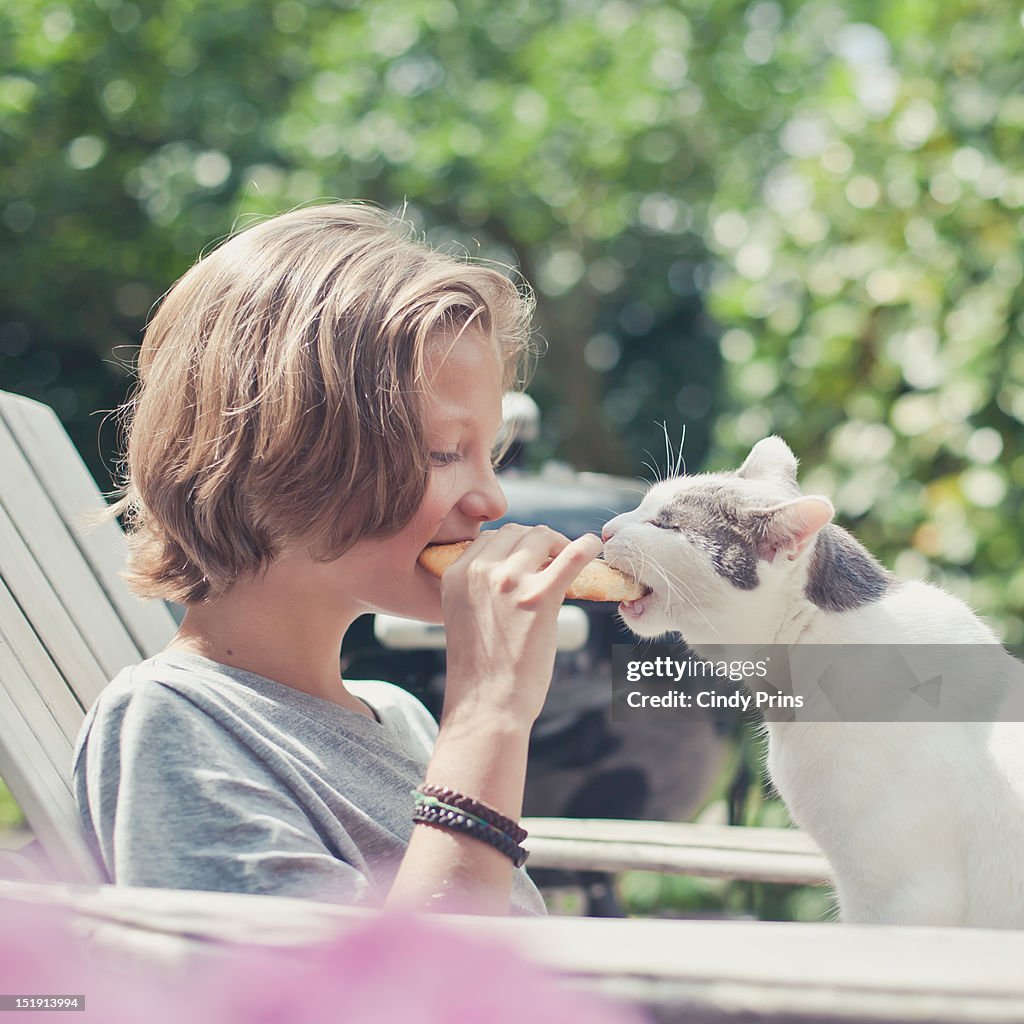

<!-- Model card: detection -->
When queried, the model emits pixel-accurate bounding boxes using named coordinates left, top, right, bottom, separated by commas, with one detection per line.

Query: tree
left=706, top=0, right=1024, bottom=643
left=2, top=0, right=1021, bottom=637
left=2, top=0, right=734, bottom=482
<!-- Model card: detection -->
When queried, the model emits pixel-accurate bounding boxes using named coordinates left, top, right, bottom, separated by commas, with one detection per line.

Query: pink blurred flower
left=0, top=897, right=647, bottom=1024
left=0, top=897, right=181, bottom=1024
left=192, top=911, right=649, bottom=1024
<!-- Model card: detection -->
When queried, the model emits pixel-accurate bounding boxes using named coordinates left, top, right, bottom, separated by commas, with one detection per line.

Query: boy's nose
left=481, top=484, right=509, bottom=522
left=465, top=468, right=508, bottom=523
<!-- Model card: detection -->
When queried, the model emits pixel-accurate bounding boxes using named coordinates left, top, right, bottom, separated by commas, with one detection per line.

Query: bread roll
left=417, top=540, right=646, bottom=602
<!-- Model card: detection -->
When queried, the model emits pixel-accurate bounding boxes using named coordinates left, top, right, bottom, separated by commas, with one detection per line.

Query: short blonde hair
left=112, top=203, right=534, bottom=603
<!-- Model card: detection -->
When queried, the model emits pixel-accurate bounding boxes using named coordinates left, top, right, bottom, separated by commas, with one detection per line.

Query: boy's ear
left=751, top=496, right=834, bottom=563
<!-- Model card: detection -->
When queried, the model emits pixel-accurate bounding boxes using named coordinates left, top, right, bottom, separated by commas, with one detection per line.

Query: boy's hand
left=438, top=524, right=604, bottom=729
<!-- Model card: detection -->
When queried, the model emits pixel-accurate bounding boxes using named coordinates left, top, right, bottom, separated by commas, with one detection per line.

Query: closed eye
left=430, top=451, right=462, bottom=466
left=647, top=518, right=677, bottom=530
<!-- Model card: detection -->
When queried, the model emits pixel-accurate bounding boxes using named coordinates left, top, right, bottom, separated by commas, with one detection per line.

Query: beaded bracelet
left=411, top=789, right=529, bottom=869
left=412, top=802, right=530, bottom=869
left=416, top=783, right=528, bottom=844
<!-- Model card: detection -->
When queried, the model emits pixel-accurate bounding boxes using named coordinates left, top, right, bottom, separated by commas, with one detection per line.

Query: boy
left=74, top=203, right=603, bottom=914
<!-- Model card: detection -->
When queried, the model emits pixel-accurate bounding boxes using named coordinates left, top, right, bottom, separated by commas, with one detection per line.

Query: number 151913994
left=0, top=995, right=84, bottom=1011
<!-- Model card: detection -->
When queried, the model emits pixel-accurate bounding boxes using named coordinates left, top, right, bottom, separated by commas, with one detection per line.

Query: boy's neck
left=167, top=570, right=373, bottom=718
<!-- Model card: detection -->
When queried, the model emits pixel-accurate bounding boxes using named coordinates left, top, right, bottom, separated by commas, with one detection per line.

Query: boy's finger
left=541, top=533, right=604, bottom=593
left=474, top=524, right=563, bottom=567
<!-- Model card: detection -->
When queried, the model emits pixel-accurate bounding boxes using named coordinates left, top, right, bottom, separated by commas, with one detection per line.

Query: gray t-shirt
left=72, top=650, right=546, bottom=915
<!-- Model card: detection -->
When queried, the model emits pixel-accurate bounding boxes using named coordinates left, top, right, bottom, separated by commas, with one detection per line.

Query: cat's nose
left=602, top=514, right=626, bottom=543
left=603, top=512, right=631, bottom=542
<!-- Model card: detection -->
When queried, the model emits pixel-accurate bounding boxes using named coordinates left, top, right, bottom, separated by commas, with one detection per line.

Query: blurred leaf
left=1, top=0, right=1021, bottom=637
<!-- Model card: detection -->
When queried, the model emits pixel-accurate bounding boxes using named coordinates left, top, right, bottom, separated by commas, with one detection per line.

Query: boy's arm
left=386, top=525, right=603, bottom=914
left=385, top=712, right=530, bottom=914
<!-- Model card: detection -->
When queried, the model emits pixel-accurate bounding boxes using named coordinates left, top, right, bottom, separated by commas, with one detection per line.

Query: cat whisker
left=640, top=460, right=662, bottom=487
left=661, top=421, right=674, bottom=483
left=597, top=505, right=632, bottom=525
left=655, top=420, right=689, bottom=480
left=647, top=558, right=719, bottom=637
left=616, top=546, right=715, bottom=636
left=663, top=578, right=718, bottom=638
left=612, top=550, right=645, bottom=587
left=675, top=423, right=688, bottom=478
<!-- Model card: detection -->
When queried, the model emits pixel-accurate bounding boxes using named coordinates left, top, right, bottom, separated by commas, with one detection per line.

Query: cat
left=602, top=435, right=1024, bottom=928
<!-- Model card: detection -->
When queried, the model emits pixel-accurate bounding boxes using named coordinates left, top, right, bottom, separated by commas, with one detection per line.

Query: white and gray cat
left=603, top=435, right=1024, bottom=928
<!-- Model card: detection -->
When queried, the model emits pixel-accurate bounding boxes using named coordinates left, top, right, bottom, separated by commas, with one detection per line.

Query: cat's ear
left=737, top=436, right=798, bottom=484
left=751, top=496, right=834, bottom=563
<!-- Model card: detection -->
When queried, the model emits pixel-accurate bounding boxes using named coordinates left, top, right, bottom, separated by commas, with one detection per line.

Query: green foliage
left=617, top=869, right=834, bottom=923
left=617, top=724, right=833, bottom=922
left=704, top=1, right=1024, bottom=642
left=0, top=778, right=25, bottom=831
left=1, top=0, right=741, bottom=484
left=5, top=2, right=1020, bottom=633
left=9, top=2, right=1020, bottom=640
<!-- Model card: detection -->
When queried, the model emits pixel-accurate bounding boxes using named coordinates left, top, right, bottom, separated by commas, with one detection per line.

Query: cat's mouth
left=602, top=554, right=653, bottom=617
left=619, top=595, right=649, bottom=617
left=618, top=577, right=654, bottom=618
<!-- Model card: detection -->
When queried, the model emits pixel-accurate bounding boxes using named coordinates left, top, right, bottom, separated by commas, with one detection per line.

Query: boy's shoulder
left=77, top=654, right=439, bottom=759
left=81, top=656, right=197, bottom=721
left=74, top=654, right=233, bottom=748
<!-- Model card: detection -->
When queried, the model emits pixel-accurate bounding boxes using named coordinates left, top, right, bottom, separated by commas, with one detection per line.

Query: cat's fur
left=603, top=436, right=1024, bottom=927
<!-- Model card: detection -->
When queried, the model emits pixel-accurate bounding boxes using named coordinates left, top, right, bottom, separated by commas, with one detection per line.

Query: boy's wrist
left=428, top=713, right=531, bottom=824
left=439, top=696, right=533, bottom=733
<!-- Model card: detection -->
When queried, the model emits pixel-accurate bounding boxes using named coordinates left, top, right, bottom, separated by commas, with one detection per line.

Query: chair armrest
left=522, top=817, right=832, bottom=885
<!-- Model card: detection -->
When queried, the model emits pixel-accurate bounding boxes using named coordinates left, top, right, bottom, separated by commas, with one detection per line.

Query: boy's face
left=340, top=329, right=508, bottom=624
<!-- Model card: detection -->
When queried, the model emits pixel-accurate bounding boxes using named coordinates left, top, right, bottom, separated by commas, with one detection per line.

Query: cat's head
left=602, top=436, right=834, bottom=642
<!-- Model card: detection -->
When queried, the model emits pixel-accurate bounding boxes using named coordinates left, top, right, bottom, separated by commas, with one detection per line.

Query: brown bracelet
left=417, top=783, right=528, bottom=845
left=412, top=801, right=530, bottom=869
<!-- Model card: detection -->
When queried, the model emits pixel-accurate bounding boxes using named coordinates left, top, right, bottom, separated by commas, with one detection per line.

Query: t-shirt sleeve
left=74, top=681, right=376, bottom=905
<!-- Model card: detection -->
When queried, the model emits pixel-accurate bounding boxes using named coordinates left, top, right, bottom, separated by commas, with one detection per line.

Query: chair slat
left=0, top=576, right=84, bottom=745
left=0, top=650, right=101, bottom=883
left=525, top=815, right=821, bottom=854
left=0, top=499, right=112, bottom=708
left=0, top=411, right=144, bottom=680
left=0, top=393, right=174, bottom=659
left=525, top=835, right=830, bottom=884
left=0, top=499, right=109, bottom=708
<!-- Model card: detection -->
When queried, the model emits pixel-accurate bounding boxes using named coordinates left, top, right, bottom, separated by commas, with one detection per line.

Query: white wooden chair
left=5, top=388, right=1023, bottom=1022
left=0, top=390, right=176, bottom=882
